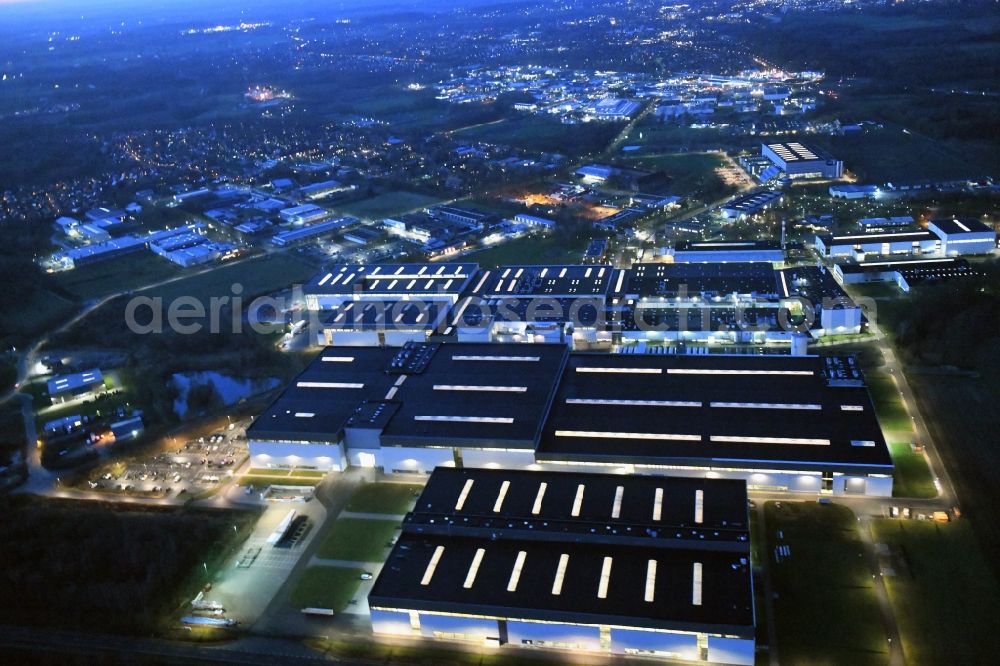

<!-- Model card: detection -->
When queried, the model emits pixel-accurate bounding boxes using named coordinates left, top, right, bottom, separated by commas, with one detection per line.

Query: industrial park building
left=246, top=343, right=893, bottom=496
left=761, top=142, right=843, bottom=180
left=816, top=218, right=995, bottom=259
left=369, top=467, right=755, bottom=664
left=302, top=262, right=862, bottom=348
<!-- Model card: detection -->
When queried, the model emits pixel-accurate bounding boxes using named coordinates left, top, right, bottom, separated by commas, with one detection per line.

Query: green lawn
left=865, top=372, right=914, bottom=434
left=336, top=191, right=444, bottom=221
left=53, top=252, right=183, bottom=300
left=888, top=443, right=936, bottom=499
left=871, top=519, right=1000, bottom=664
left=470, top=234, right=591, bottom=268
left=287, top=566, right=365, bottom=613
left=140, top=252, right=318, bottom=303
left=454, top=116, right=622, bottom=156
left=235, top=474, right=322, bottom=487
left=766, top=501, right=889, bottom=665
left=346, top=482, right=423, bottom=515
left=621, top=152, right=734, bottom=199
left=315, top=518, right=400, bottom=562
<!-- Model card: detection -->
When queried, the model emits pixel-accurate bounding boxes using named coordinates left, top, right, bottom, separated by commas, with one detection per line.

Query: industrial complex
left=246, top=342, right=893, bottom=496
left=369, top=467, right=755, bottom=663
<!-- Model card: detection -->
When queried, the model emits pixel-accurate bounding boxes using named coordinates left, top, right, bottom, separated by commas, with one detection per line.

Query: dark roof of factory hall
left=369, top=467, right=754, bottom=635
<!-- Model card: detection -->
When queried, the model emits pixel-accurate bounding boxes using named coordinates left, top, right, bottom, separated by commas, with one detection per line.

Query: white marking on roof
left=556, top=430, right=702, bottom=442
left=667, top=369, right=813, bottom=376
left=653, top=488, right=663, bottom=521
left=694, top=489, right=704, bottom=524
left=567, top=398, right=700, bottom=408
left=644, top=560, right=657, bottom=603
left=692, top=562, right=703, bottom=605
left=575, top=367, right=662, bottom=375
left=709, top=435, right=830, bottom=446
left=552, top=553, right=569, bottom=595
left=297, top=382, right=365, bottom=389
left=507, top=551, right=527, bottom=592
left=455, top=479, right=474, bottom=511
left=711, top=402, right=821, bottom=410
left=531, top=482, right=547, bottom=515
left=463, top=548, right=485, bottom=589
left=294, top=412, right=315, bottom=418
left=597, top=556, right=612, bottom=599
left=435, top=384, right=527, bottom=393
left=611, top=486, right=624, bottom=519
left=571, top=484, right=585, bottom=517
left=317, top=273, right=332, bottom=286
left=453, top=355, right=540, bottom=362
left=493, top=480, right=511, bottom=512
left=420, top=546, right=445, bottom=586
left=414, top=415, right=514, bottom=424
left=471, top=271, right=491, bottom=294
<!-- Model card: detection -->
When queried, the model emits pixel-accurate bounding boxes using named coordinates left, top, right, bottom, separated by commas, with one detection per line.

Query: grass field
left=766, top=501, right=888, bottom=665
left=887, top=443, right=936, bottom=499
left=812, top=126, right=994, bottom=184
left=346, top=482, right=423, bottom=515
left=53, top=253, right=184, bottom=301
left=871, top=519, right=1000, bottom=664
left=315, top=518, right=400, bottom=562
left=335, top=191, right=444, bottom=220
left=906, top=373, right=1000, bottom=576
left=235, top=474, right=322, bottom=487
left=287, top=566, right=365, bottom=613
left=469, top=234, right=591, bottom=268
left=865, top=372, right=913, bottom=434
left=4, top=287, right=78, bottom=344
left=622, top=152, right=732, bottom=199
left=139, top=252, right=318, bottom=304
left=454, top=116, right=622, bottom=156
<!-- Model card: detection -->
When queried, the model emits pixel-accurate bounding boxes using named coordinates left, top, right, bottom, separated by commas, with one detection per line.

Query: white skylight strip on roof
left=294, top=412, right=315, bottom=418
left=667, top=369, right=814, bottom=376
left=321, top=356, right=355, bottom=362
left=318, top=273, right=333, bottom=286
left=421, top=546, right=445, bottom=586
left=779, top=270, right=789, bottom=298
left=531, top=482, right=547, bottom=515
left=571, top=484, right=585, bottom=517
left=452, top=355, right=541, bottom=362
left=384, top=387, right=399, bottom=400
left=611, top=486, right=624, bottom=519
left=857, top=258, right=954, bottom=268
left=694, top=489, right=704, bottom=524
left=644, top=560, right=657, bottom=603
left=954, top=219, right=971, bottom=232
left=585, top=267, right=593, bottom=278
left=515, top=268, right=524, bottom=279
left=539, top=268, right=549, bottom=278
left=507, top=281, right=517, bottom=293
left=507, top=551, right=527, bottom=592
left=297, top=382, right=365, bottom=389
left=455, top=479, right=474, bottom=511
left=597, top=556, right=613, bottom=599
left=493, top=480, right=511, bottom=513
left=495, top=279, right=505, bottom=293
left=471, top=271, right=491, bottom=294
left=614, top=269, right=626, bottom=294
left=502, top=268, right=511, bottom=279
left=463, top=548, right=486, bottom=589
left=832, top=231, right=930, bottom=240
left=552, top=554, right=569, bottom=595
left=434, top=385, right=528, bottom=393
left=692, top=562, right=703, bottom=606
left=566, top=398, right=701, bottom=408
left=710, top=402, right=821, bottom=411
left=556, top=430, right=702, bottom=442
left=709, top=435, right=831, bottom=446
left=840, top=405, right=864, bottom=411
left=414, top=415, right=514, bottom=424
left=653, top=488, right=663, bottom=521
left=559, top=268, right=567, bottom=278
left=575, top=367, right=662, bottom=375
left=328, top=273, right=345, bottom=287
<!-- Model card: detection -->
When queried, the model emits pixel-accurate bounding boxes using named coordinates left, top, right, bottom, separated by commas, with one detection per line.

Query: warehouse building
left=447, top=264, right=617, bottom=345
left=761, top=142, right=842, bottom=180
left=279, top=203, right=332, bottom=225
left=720, top=190, right=782, bottom=220
left=667, top=240, right=784, bottom=264
left=47, top=369, right=106, bottom=405
left=927, top=217, right=996, bottom=256
left=814, top=228, right=940, bottom=259
left=304, top=263, right=477, bottom=310
left=247, top=343, right=893, bottom=495
left=834, top=257, right=982, bottom=292
left=369, top=467, right=755, bottom=664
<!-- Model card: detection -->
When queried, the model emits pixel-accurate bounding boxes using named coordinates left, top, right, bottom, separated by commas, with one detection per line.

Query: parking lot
left=76, top=418, right=252, bottom=499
